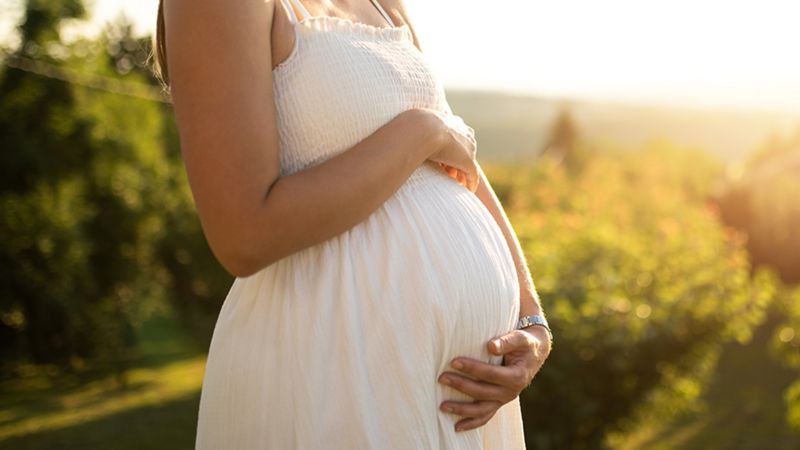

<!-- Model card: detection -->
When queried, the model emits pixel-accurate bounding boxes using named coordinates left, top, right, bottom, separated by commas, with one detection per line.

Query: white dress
left=194, top=0, right=527, bottom=448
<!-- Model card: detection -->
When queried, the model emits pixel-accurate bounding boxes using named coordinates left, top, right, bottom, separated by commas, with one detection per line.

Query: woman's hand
left=436, top=162, right=471, bottom=190
left=437, top=326, right=552, bottom=432
left=423, top=109, right=479, bottom=192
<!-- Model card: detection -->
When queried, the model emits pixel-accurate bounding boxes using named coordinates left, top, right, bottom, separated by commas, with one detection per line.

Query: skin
left=164, top=0, right=551, bottom=434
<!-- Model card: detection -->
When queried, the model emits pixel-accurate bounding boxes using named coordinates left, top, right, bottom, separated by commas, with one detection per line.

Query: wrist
left=403, top=108, right=445, bottom=160
left=521, top=325, right=553, bottom=355
left=427, top=121, right=447, bottom=160
left=521, top=323, right=550, bottom=339
left=516, top=313, right=553, bottom=345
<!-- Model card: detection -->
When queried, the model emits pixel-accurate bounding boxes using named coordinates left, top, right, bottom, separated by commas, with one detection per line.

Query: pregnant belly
left=369, top=162, right=522, bottom=414
left=373, top=163, right=521, bottom=363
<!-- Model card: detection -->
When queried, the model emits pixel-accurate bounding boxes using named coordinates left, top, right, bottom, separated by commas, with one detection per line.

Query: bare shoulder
left=380, top=0, right=424, bottom=52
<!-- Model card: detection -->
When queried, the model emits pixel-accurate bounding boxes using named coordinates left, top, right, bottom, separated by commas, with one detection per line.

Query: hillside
left=446, top=89, right=800, bottom=163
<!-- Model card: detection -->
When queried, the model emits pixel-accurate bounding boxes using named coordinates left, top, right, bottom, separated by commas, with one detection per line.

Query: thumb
left=487, top=331, right=527, bottom=355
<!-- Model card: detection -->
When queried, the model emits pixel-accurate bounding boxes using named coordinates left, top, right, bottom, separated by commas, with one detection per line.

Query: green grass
left=2, top=311, right=799, bottom=449
left=0, top=314, right=206, bottom=450
left=608, top=316, right=800, bottom=450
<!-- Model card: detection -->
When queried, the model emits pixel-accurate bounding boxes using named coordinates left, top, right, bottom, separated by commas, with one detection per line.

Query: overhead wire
left=0, top=50, right=172, bottom=104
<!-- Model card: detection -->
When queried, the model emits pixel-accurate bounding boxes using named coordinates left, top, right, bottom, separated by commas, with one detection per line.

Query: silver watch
left=517, top=314, right=553, bottom=342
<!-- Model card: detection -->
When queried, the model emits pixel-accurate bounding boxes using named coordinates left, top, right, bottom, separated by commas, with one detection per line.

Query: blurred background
left=1, top=0, right=799, bottom=449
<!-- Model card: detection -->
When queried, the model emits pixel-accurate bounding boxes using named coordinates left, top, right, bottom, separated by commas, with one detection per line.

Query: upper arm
left=163, top=0, right=281, bottom=274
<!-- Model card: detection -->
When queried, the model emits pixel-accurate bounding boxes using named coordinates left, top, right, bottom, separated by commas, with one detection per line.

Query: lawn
left=608, top=315, right=800, bottom=450
left=2, top=312, right=799, bottom=449
left=0, top=313, right=206, bottom=450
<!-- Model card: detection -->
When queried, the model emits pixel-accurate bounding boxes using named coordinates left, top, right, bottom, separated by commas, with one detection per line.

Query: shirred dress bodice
left=271, top=16, right=449, bottom=176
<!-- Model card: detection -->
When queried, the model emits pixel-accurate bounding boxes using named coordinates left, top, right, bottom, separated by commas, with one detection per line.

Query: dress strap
left=368, top=0, right=396, bottom=27
left=280, top=0, right=312, bottom=24
left=281, top=0, right=393, bottom=27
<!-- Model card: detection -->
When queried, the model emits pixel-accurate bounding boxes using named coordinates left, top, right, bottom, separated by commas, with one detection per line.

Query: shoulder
left=380, top=0, right=424, bottom=52
left=380, top=0, right=411, bottom=28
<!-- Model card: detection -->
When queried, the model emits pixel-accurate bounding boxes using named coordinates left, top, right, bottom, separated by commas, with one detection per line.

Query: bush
left=768, top=283, right=800, bottom=431
left=484, top=141, right=777, bottom=449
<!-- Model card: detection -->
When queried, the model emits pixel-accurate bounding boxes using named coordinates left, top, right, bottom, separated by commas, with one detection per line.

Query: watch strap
left=517, top=314, right=553, bottom=342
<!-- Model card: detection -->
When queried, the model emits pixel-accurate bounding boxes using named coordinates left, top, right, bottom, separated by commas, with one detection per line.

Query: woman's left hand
left=437, top=162, right=470, bottom=189
left=437, top=326, right=552, bottom=432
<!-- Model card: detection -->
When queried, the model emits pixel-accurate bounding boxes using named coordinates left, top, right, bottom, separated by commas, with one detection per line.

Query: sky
left=3, top=0, right=799, bottom=114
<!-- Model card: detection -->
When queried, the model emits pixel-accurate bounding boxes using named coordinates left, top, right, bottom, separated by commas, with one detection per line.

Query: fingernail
left=493, top=340, right=502, bottom=350
left=440, top=376, right=451, bottom=385
left=441, top=404, right=453, bottom=412
left=451, top=360, right=463, bottom=369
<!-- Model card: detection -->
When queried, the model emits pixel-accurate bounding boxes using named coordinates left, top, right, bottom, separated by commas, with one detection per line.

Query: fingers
left=437, top=162, right=478, bottom=193
left=449, top=357, right=528, bottom=390
left=452, top=165, right=477, bottom=193
left=440, top=164, right=467, bottom=188
left=454, top=413, right=497, bottom=432
left=440, top=399, right=501, bottom=432
left=438, top=371, right=517, bottom=403
left=440, top=399, right=500, bottom=417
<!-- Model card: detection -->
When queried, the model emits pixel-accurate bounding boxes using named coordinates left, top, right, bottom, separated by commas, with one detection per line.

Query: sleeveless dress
left=194, top=0, right=527, bottom=448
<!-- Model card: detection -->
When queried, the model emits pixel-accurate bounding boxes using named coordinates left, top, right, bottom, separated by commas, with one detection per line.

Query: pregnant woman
left=155, top=0, right=553, bottom=448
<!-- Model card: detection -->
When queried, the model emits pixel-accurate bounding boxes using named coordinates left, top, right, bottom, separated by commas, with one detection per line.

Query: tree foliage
left=484, top=141, right=778, bottom=449
left=725, top=128, right=800, bottom=432
left=0, top=1, right=172, bottom=376
left=539, top=104, right=592, bottom=174
left=716, top=127, right=800, bottom=284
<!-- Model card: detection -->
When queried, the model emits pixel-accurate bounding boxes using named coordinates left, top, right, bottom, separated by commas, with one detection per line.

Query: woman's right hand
left=420, top=108, right=480, bottom=192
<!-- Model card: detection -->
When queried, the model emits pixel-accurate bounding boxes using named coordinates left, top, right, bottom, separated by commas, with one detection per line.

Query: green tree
left=0, top=0, right=171, bottom=377
left=768, top=283, right=800, bottom=431
left=727, top=127, right=800, bottom=432
left=540, top=104, right=590, bottom=174
left=716, top=128, right=800, bottom=284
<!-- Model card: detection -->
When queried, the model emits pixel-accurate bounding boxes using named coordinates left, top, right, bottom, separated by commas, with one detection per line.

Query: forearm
left=235, top=109, right=441, bottom=276
left=473, top=162, right=543, bottom=318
